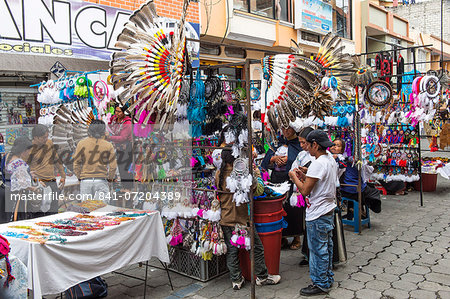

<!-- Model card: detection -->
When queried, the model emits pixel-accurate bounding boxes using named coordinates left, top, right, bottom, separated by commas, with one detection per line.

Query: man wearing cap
left=289, top=129, right=337, bottom=296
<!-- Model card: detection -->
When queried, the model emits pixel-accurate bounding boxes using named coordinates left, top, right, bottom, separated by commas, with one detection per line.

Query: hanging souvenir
left=226, top=158, right=252, bottom=206
left=166, top=218, right=183, bottom=246
left=187, top=71, right=206, bottom=137
left=396, top=53, right=404, bottom=91
left=261, top=33, right=357, bottom=142
left=364, top=80, right=393, bottom=107
left=202, top=196, right=221, bottom=222
left=109, top=0, right=190, bottom=131
left=230, top=225, right=251, bottom=251
left=0, top=235, right=14, bottom=287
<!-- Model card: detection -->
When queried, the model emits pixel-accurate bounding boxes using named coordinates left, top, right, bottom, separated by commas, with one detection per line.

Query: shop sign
left=294, top=0, right=333, bottom=34
left=0, top=0, right=200, bottom=65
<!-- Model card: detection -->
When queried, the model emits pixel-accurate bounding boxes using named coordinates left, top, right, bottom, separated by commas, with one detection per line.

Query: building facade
left=0, top=0, right=199, bottom=136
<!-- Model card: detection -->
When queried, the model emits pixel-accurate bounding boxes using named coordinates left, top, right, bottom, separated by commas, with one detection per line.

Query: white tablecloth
left=0, top=211, right=169, bottom=298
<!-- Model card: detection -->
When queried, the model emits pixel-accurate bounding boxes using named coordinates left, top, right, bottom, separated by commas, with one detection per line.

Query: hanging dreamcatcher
left=226, top=158, right=253, bottom=206
left=261, top=33, right=357, bottom=140
left=109, top=0, right=191, bottom=131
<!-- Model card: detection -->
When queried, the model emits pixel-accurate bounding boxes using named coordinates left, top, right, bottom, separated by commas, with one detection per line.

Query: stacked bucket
left=240, top=193, right=287, bottom=280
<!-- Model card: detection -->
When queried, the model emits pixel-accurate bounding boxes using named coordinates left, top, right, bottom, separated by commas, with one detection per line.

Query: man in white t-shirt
left=289, top=129, right=337, bottom=296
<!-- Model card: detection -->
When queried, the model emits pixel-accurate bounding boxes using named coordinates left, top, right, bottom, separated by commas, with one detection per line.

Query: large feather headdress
left=109, top=0, right=190, bottom=130
left=261, top=33, right=357, bottom=137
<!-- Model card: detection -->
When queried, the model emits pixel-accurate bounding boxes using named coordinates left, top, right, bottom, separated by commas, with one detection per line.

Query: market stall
left=0, top=211, right=169, bottom=298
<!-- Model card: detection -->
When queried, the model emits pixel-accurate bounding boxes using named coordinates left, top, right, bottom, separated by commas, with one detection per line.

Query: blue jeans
left=306, top=213, right=334, bottom=291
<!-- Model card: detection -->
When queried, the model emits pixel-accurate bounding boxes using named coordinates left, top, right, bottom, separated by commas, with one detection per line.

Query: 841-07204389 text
left=95, top=192, right=181, bottom=201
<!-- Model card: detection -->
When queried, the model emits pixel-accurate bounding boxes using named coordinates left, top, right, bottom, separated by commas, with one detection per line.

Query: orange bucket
left=254, top=209, right=286, bottom=223
left=239, top=228, right=283, bottom=281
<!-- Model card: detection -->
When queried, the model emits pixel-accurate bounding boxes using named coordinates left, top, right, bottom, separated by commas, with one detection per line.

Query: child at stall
left=330, top=138, right=381, bottom=218
left=215, top=149, right=281, bottom=290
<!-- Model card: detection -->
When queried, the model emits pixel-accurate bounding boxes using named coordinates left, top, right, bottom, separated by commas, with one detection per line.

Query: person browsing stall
left=28, top=124, right=66, bottom=215
left=216, top=149, right=281, bottom=290
left=261, top=125, right=302, bottom=250
left=289, top=130, right=337, bottom=296
left=73, top=120, right=117, bottom=201
left=107, top=105, right=133, bottom=192
left=4, top=137, right=39, bottom=221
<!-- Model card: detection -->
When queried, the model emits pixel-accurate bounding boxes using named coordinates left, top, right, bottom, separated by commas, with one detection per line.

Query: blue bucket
left=255, top=218, right=288, bottom=233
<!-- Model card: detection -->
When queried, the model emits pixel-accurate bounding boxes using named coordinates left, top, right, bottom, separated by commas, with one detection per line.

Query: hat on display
left=306, top=130, right=334, bottom=148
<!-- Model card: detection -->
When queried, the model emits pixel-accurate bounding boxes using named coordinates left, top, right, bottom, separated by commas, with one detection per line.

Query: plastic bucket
left=254, top=193, right=286, bottom=214
left=254, top=209, right=287, bottom=224
left=414, top=173, right=438, bottom=192
left=239, top=228, right=283, bottom=281
left=255, top=218, right=287, bottom=233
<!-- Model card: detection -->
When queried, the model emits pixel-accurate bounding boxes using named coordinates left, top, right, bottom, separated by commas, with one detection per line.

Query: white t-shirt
left=290, top=151, right=314, bottom=171
left=305, top=153, right=338, bottom=221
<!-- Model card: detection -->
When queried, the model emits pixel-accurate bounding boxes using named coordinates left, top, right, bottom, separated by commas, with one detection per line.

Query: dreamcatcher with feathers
left=261, top=33, right=358, bottom=141
left=109, top=0, right=191, bottom=132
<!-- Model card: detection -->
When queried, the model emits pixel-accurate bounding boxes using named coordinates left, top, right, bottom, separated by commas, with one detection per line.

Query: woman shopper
left=289, top=130, right=337, bottom=296
left=261, top=125, right=302, bottom=250
left=289, top=126, right=314, bottom=265
left=4, top=137, right=38, bottom=221
left=216, top=149, right=281, bottom=290
left=108, top=105, right=133, bottom=192
left=330, top=138, right=381, bottom=218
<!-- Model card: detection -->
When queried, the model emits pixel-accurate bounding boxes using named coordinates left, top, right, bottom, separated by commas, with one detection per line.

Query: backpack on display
left=64, top=276, right=108, bottom=299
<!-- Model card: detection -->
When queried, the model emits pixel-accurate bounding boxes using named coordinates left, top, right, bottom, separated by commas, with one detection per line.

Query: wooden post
left=245, top=59, right=256, bottom=299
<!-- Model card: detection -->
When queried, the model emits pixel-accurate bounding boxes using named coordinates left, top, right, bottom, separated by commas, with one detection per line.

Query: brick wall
left=387, top=0, right=449, bottom=42
left=83, top=0, right=199, bottom=23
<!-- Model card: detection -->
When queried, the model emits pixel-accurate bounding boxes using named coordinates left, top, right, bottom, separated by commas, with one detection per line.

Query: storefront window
left=224, top=47, right=246, bottom=58
left=251, top=0, right=274, bottom=18
left=200, top=44, right=221, bottom=56
left=333, top=0, right=351, bottom=39
left=234, top=0, right=291, bottom=21
left=278, top=0, right=292, bottom=22
left=234, top=0, right=249, bottom=12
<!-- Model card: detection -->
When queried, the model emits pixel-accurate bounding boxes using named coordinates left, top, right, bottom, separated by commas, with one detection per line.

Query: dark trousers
left=116, top=144, right=134, bottom=190
left=221, top=225, right=268, bottom=282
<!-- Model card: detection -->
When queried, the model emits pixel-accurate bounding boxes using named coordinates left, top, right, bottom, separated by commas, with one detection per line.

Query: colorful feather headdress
left=109, top=0, right=190, bottom=131
left=261, top=33, right=357, bottom=138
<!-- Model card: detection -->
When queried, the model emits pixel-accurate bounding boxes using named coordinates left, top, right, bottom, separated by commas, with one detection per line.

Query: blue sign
left=297, top=0, right=333, bottom=34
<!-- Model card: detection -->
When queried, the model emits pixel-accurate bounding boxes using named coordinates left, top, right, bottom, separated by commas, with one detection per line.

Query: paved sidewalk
left=50, top=176, right=450, bottom=299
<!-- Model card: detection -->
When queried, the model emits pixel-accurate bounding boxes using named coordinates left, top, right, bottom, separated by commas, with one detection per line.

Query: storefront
left=0, top=0, right=200, bottom=151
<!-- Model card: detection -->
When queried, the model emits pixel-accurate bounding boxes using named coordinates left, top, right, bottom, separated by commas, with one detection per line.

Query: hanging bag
left=64, top=276, right=108, bottom=299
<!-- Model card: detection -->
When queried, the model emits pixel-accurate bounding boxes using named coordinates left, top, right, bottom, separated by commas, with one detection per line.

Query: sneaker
left=232, top=277, right=244, bottom=290
left=300, top=284, right=327, bottom=296
left=256, top=274, right=281, bottom=286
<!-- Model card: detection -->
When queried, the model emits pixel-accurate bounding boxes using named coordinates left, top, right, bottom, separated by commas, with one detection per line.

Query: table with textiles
left=0, top=211, right=169, bottom=298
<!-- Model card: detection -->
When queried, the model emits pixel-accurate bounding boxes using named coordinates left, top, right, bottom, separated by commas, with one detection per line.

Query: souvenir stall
left=0, top=87, right=37, bottom=160
left=106, top=0, right=265, bottom=293
left=356, top=40, right=448, bottom=207
left=0, top=211, right=170, bottom=298
left=124, top=63, right=261, bottom=282
left=32, top=69, right=115, bottom=201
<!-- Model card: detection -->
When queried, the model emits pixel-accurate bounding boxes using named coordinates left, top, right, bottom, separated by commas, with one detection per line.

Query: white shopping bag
left=40, top=185, right=53, bottom=213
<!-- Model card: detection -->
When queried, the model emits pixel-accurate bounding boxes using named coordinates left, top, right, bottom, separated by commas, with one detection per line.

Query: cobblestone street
left=85, top=176, right=450, bottom=299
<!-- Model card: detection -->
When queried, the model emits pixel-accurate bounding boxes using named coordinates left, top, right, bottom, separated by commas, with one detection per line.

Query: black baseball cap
left=306, top=130, right=334, bottom=148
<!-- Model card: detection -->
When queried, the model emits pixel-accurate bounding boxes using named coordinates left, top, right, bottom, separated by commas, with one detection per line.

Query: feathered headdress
left=109, top=0, right=190, bottom=131
left=261, top=33, right=357, bottom=139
